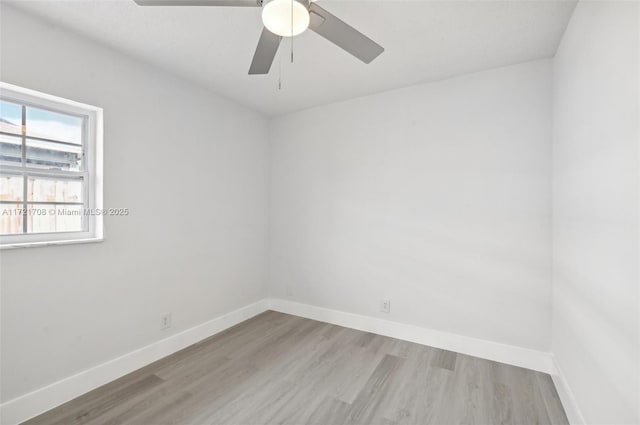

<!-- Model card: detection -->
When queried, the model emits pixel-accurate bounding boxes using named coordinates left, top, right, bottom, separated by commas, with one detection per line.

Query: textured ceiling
left=5, top=0, right=576, bottom=116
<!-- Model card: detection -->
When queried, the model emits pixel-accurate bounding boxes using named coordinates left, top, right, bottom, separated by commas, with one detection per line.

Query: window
left=0, top=82, right=103, bottom=248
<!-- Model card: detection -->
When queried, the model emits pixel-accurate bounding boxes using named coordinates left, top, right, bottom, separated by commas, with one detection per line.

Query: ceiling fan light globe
left=262, top=0, right=310, bottom=37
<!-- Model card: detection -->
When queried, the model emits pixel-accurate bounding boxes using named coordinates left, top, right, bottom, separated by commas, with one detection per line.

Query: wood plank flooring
left=22, top=311, right=569, bottom=425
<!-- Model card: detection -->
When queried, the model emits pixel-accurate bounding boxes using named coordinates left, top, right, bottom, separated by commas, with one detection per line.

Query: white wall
left=269, top=60, right=553, bottom=351
left=552, top=2, right=640, bottom=424
left=0, top=6, right=268, bottom=403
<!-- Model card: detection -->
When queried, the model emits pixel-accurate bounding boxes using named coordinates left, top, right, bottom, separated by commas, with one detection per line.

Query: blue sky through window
left=27, top=106, right=82, bottom=144
left=0, top=100, right=21, bottom=127
left=0, top=100, right=82, bottom=144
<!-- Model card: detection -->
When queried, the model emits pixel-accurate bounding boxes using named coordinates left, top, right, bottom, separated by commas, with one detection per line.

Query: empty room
left=0, top=0, right=638, bottom=424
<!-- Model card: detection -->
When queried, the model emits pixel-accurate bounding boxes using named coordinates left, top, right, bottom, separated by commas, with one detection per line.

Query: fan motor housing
left=259, top=0, right=310, bottom=9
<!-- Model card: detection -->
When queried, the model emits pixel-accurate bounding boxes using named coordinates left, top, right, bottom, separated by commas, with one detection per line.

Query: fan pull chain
left=278, top=54, right=282, bottom=90
left=290, top=0, right=294, bottom=63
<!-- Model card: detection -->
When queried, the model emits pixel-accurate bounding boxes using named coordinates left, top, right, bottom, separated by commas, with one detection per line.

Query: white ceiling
left=6, top=0, right=576, bottom=116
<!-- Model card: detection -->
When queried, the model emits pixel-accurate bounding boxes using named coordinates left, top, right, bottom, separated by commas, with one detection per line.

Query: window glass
left=26, top=106, right=83, bottom=144
left=0, top=174, right=24, bottom=236
left=0, top=210, right=23, bottom=235
left=27, top=204, right=83, bottom=234
left=0, top=134, right=23, bottom=166
left=27, top=177, right=83, bottom=203
left=26, top=139, right=83, bottom=171
left=0, top=174, right=23, bottom=201
left=0, top=100, right=22, bottom=135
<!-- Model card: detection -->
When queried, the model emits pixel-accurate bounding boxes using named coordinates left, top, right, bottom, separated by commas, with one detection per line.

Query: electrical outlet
left=161, top=313, right=172, bottom=330
left=381, top=300, right=391, bottom=314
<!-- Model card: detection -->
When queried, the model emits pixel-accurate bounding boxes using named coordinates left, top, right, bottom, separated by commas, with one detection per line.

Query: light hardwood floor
left=23, top=311, right=568, bottom=425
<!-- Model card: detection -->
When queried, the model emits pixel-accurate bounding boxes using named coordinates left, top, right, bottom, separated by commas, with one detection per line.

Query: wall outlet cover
left=161, top=313, right=172, bottom=330
left=381, top=300, right=391, bottom=314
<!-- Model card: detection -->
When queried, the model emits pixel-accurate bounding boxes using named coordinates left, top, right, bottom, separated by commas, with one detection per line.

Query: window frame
left=0, top=82, right=103, bottom=249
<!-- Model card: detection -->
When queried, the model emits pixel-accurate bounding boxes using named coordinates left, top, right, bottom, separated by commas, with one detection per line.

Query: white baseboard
left=268, top=298, right=556, bottom=375
left=551, top=356, right=586, bottom=425
left=0, top=299, right=270, bottom=425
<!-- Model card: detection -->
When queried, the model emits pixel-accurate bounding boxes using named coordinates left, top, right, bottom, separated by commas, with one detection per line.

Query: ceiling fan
left=133, top=0, right=384, bottom=75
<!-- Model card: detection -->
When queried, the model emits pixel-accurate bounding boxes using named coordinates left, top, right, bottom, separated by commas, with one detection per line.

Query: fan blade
left=308, top=3, right=383, bottom=64
left=133, top=0, right=259, bottom=6
left=249, top=28, right=282, bottom=74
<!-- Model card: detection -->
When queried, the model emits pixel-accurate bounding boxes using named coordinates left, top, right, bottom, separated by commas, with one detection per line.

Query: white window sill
left=0, top=237, right=104, bottom=250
